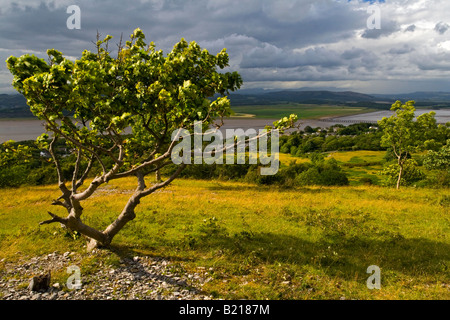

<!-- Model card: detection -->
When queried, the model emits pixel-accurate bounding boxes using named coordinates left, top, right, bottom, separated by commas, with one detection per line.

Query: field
left=231, top=104, right=376, bottom=119
left=0, top=161, right=449, bottom=300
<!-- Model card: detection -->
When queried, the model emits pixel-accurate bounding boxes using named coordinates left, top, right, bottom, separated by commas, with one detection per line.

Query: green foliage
left=278, top=126, right=384, bottom=156
left=0, top=140, right=32, bottom=167
left=381, top=159, right=425, bottom=187
left=378, top=101, right=437, bottom=188
left=0, top=165, right=29, bottom=188
left=378, top=101, right=436, bottom=157
left=295, top=167, right=322, bottom=186
left=424, top=143, right=450, bottom=171
left=6, top=28, right=243, bottom=173
left=310, top=152, right=325, bottom=165
left=162, top=156, right=348, bottom=187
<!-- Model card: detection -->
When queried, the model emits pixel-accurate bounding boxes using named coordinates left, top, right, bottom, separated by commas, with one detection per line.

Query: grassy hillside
left=0, top=177, right=448, bottom=300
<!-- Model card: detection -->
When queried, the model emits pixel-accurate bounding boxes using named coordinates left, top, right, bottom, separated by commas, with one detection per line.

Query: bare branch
left=139, top=164, right=187, bottom=198
left=39, top=211, right=68, bottom=226
left=72, top=147, right=82, bottom=193
left=48, top=136, right=71, bottom=198
left=51, top=200, right=71, bottom=211
left=136, top=170, right=146, bottom=191
left=73, top=145, right=125, bottom=201
left=75, top=153, right=95, bottom=189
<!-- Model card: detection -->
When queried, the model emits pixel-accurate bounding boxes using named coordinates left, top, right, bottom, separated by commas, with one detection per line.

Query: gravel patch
left=0, top=251, right=213, bottom=300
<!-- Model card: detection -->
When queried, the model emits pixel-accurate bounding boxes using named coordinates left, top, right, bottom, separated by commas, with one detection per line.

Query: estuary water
left=1, top=109, right=449, bottom=143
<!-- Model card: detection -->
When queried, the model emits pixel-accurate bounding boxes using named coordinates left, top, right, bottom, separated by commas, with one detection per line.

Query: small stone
left=63, top=252, right=70, bottom=258
left=52, top=283, right=61, bottom=290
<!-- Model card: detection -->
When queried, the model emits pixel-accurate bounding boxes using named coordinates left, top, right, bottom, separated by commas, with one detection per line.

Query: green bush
left=295, top=167, right=322, bottom=186
left=320, top=168, right=349, bottom=186
left=381, top=159, right=426, bottom=187
left=0, top=165, right=29, bottom=188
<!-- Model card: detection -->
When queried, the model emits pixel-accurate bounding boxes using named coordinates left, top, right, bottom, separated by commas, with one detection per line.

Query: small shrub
left=296, top=167, right=322, bottom=186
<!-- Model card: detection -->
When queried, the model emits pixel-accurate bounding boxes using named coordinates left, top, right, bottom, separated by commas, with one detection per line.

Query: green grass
left=0, top=175, right=449, bottom=300
left=231, top=104, right=376, bottom=119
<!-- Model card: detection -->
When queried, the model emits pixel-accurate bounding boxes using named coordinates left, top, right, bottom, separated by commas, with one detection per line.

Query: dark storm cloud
left=240, top=46, right=343, bottom=69
left=415, top=51, right=450, bottom=71
left=1, top=0, right=450, bottom=94
left=434, top=21, right=449, bottom=35
left=387, top=45, right=414, bottom=55
left=361, top=19, right=400, bottom=39
left=0, top=0, right=368, bottom=56
left=405, top=24, right=416, bottom=32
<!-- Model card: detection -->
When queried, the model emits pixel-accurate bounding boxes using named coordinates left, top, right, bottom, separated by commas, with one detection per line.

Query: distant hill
left=373, top=92, right=450, bottom=103
left=2, top=90, right=450, bottom=118
left=228, top=90, right=388, bottom=107
left=228, top=90, right=450, bottom=109
left=0, top=94, right=32, bottom=118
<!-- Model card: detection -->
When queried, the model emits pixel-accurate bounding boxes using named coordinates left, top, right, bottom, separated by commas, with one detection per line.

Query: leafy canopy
left=378, top=100, right=436, bottom=161
left=6, top=28, right=243, bottom=172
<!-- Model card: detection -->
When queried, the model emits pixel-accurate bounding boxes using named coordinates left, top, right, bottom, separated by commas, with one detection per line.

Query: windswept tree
left=7, top=29, right=295, bottom=250
left=378, top=100, right=437, bottom=189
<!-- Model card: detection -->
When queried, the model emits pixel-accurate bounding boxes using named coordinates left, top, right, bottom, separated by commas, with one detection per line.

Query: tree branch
left=48, top=136, right=71, bottom=200
left=139, top=164, right=187, bottom=198
left=72, top=147, right=82, bottom=193
left=75, top=153, right=95, bottom=189
left=39, top=211, right=68, bottom=226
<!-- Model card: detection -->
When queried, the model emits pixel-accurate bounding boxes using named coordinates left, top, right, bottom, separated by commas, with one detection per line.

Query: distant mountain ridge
left=2, top=90, right=450, bottom=118
left=372, top=91, right=450, bottom=103
left=228, top=90, right=450, bottom=107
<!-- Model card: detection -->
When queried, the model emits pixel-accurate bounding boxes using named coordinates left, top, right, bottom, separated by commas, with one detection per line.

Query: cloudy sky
left=0, top=0, right=450, bottom=94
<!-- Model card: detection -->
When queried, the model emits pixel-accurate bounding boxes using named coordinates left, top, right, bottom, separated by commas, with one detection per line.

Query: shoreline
left=2, top=108, right=449, bottom=143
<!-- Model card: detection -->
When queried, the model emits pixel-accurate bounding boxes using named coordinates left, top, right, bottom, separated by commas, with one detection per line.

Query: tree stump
left=28, top=271, right=51, bottom=292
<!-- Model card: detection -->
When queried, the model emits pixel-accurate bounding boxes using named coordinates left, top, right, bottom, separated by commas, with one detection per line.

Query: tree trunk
left=396, top=163, right=403, bottom=190
left=103, top=196, right=140, bottom=242
left=155, top=169, right=162, bottom=182
left=43, top=165, right=187, bottom=252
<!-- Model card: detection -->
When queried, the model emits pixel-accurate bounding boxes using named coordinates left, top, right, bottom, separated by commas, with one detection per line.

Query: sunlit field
left=231, top=104, right=375, bottom=119
left=0, top=173, right=448, bottom=300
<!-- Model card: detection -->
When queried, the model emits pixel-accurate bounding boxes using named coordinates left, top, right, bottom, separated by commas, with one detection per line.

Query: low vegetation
left=0, top=178, right=448, bottom=299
